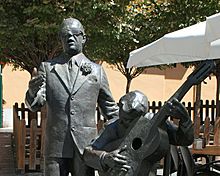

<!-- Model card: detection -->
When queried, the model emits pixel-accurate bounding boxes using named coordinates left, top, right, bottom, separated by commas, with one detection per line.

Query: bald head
left=59, top=18, right=85, bottom=37
left=119, top=90, right=148, bottom=114
left=118, top=90, right=149, bottom=128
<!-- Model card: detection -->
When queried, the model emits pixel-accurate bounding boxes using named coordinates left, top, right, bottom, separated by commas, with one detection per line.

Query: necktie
left=68, top=59, right=77, bottom=88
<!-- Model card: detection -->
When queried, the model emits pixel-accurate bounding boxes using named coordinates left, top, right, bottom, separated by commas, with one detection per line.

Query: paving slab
left=0, top=132, right=16, bottom=176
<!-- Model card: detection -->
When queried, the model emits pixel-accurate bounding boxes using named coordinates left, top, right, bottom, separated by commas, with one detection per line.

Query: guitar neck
left=169, top=79, right=194, bottom=102
left=153, top=60, right=215, bottom=127
left=152, top=81, right=192, bottom=128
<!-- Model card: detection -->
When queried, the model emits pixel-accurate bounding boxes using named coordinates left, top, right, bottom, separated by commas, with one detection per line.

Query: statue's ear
left=82, top=35, right=87, bottom=45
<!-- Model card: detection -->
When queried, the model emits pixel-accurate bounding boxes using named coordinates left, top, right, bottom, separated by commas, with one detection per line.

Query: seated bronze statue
left=83, top=90, right=194, bottom=176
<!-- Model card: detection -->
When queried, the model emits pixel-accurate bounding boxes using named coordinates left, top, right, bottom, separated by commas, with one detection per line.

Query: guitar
left=104, top=60, right=216, bottom=176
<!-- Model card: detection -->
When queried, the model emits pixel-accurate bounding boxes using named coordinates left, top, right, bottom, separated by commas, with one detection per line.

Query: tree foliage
left=0, top=0, right=130, bottom=74
left=1, top=0, right=220, bottom=92
left=0, top=0, right=74, bottom=73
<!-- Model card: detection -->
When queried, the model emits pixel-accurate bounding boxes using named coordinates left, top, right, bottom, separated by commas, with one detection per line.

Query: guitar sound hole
left=132, top=138, right=142, bottom=150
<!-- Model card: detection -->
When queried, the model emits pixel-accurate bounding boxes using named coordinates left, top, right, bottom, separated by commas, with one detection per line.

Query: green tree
left=1, top=0, right=220, bottom=93
left=83, top=0, right=220, bottom=92
left=0, top=0, right=128, bottom=73
left=0, top=0, right=144, bottom=92
left=0, top=0, right=70, bottom=73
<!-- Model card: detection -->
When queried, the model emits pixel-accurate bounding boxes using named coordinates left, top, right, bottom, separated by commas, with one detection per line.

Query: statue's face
left=60, top=19, right=86, bottom=56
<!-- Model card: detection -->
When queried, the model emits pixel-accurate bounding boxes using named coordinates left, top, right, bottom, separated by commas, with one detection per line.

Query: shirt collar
left=70, top=53, right=84, bottom=67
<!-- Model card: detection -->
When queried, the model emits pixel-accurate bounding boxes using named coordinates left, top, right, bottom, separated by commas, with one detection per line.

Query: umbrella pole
left=214, top=65, right=220, bottom=145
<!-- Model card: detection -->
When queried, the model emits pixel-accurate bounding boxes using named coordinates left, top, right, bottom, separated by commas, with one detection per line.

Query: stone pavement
left=0, top=128, right=176, bottom=176
left=0, top=131, right=16, bottom=176
left=0, top=129, right=44, bottom=176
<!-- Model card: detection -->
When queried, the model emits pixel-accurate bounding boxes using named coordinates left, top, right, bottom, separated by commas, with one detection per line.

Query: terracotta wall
left=2, top=63, right=216, bottom=109
left=2, top=64, right=30, bottom=109
left=103, top=63, right=216, bottom=103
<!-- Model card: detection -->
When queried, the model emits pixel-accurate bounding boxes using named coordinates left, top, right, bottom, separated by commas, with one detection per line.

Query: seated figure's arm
left=83, top=146, right=130, bottom=172
left=83, top=120, right=130, bottom=172
left=166, top=120, right=194, bottom=146
left=166, top=98, right=194, bottom=146
left=83, top=146, right=105, bottom=171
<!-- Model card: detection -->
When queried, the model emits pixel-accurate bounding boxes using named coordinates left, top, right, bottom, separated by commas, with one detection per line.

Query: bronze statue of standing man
left=25, top=18, right=119, bottom=176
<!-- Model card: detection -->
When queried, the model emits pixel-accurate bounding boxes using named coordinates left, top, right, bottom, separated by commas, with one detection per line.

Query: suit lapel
left=71, top=54, right=90, bottom=94
left=51, top=53, right=92, bottom=95
left=53, top=60, right=72, bottom=93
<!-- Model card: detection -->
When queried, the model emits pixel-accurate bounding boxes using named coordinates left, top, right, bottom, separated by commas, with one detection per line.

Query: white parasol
left=127, top=13, right=220, bottom=68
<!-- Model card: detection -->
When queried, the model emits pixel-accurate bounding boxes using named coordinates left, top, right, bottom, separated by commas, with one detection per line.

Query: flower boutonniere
left=80, top=63, right=92, bottom=75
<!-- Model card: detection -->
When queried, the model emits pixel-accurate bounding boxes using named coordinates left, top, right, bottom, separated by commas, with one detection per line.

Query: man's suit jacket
left=25, top=53, right=119, bottom=158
